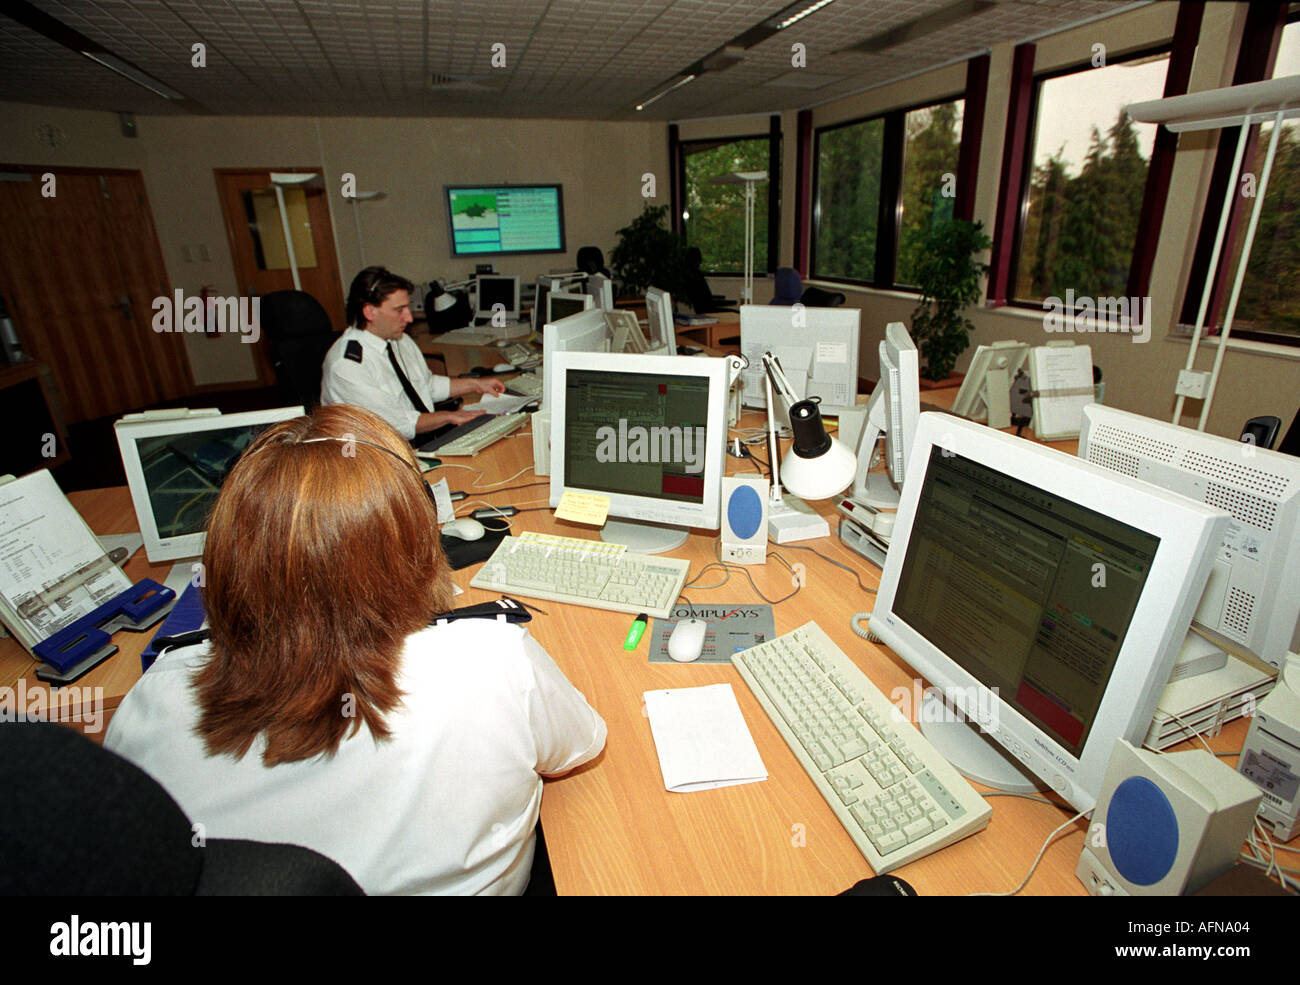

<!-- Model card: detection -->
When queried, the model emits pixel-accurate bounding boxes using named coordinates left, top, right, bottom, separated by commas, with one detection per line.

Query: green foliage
left=910, top=218, right=991, bottom=382
left=815, top=118, right=883, bottom=279
left=610, top=204, right=689, bottom=298
left=896, top=102, right=963, bottom=286
left=683, top=138, right=772, bottom=272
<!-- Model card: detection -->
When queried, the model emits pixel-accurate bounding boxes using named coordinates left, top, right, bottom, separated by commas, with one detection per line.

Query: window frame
left=1178, top=4, right=1298, bottom=348
left=1004, top=42, right=1174, bottom=312
left=673, top=122, right=781, bottom=278
left=809, top=92, right=966, bottom=290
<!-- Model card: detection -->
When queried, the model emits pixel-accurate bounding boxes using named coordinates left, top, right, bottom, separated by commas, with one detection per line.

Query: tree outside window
left=682, top=137, right=773, bottom=274
left=813, top=117, right=883, bottom=282
left=896, top=100, right=965, bottom=288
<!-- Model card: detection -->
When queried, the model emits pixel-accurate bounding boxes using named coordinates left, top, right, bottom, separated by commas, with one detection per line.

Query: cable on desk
left=966, top=807, right=1091, bottom=897
left=677, top=542, right=802, bottom=609
left=1241, top=818, right=1295, bottom=892
left=777, top=542, right=876, bottom=595
left=980, top=790, right=1079, bottom=813
left=851, top=612, right=881, bottom=643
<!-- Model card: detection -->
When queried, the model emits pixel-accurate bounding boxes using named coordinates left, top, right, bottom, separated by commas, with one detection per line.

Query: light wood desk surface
left=0, top=389, right=1262, bottom=896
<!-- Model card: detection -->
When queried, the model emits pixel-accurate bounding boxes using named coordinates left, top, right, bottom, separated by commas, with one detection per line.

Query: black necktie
left=387, top=343, right=430, bottom=414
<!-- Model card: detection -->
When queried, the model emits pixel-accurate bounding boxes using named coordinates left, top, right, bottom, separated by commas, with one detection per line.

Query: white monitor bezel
left=547, top=290, right=594, bottom=324
left=474, top=274, right=520, bottom=322
left=115, top=406, right=305, bottom=563
left=880, top=322, right=919, bottom=484
left=739, top=304, right=861, bottom=417
left=870, top=412, right=1229, bottom=813
left=586, top=273, right=614, bottom=312
left=548, top=350, right=729, bottom=534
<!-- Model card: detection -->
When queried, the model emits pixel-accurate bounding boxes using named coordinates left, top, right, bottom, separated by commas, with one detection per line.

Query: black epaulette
left=430, top=596, right=531, bottom=626
left=344, top=339, right=364, bottom=363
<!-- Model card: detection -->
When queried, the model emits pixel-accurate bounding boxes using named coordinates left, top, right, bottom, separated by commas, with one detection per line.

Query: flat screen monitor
left=548, top=291, right=593, bottom=323
left=951, top=340, right=1031, bottom=423
left=115, top=406, right=305, bottom=563
left=870, top=413, right=1228, bottom=812
left=445, top=184, right=565, bottom=257
left=586, top=273, right=614, bottom=312
left=850, top=321, right=919, bottom=511
left=541, top=308, right=610, bottom=410
left=739, top=305, right=861, bottom=417
left=644, top=286, right=674, bottom=352
left=549, top=351, right=729, bottom=553
left=474, top=274, right=520, bottom=323
left=1080, top=404, right=1300, bottom=670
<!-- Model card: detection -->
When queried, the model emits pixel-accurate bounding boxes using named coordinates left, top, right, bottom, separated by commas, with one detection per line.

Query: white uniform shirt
left=319, top=327, right=451, bottom=439
left=104, top=619, right=606, bottom=895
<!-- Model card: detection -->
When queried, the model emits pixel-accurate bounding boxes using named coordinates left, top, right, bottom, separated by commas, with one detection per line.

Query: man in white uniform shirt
left=321, top=266, right=504, bottom=440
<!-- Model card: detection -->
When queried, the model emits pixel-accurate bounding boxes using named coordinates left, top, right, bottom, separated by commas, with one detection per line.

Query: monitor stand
left=601, top=519, right=688, bottom=555
left=917, top=693, right=1044, bottom=794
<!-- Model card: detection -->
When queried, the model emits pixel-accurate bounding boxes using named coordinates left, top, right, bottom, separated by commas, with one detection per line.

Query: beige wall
left=1, top=102, right=668, bottom=387
left=671, top=2, right=1300, bottom=441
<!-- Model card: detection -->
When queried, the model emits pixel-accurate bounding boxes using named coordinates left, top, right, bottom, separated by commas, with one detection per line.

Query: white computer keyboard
left=435, top=412, right=529, bottom=456
left=506, top=373, right=543, bottom=398
left=732, top=621, right=992, bottom=873
left=470, top=534, right=689, bottom=618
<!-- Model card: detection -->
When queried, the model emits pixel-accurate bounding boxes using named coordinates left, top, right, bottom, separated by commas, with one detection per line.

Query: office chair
left=576, top=246, right=610, bottom=277
left=0, top=721, right=364, bottom=895
left=1241, top=415, right=1282, bottom=450
left=258, top=290, right=339, bottom=409
left=683, top=247, right=739, bottom=315
left=1280, top=410, right=1299, bottom=458
left=800, top=286, right=846, bottom=307
left=771, top=267, right=803, bottom=305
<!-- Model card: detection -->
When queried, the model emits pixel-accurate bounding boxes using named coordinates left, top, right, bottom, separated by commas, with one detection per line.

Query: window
left=1012, top=52, right=1169, bottom=304
left=897, top=101, right=965, bottom=287
left=1204, top=17, right=1300, bottom=344
left=811, top=95, right=964, bottom=288
left=680, top=133, right=778, bottom=275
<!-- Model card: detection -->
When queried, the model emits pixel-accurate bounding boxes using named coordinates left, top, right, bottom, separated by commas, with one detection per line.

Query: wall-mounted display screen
left=445, top=184, right=566, bottom=256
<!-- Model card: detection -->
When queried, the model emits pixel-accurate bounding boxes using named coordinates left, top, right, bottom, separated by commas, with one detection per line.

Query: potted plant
left=610, top=204, right=689, bottom=299
left=910, top=218, right=992, bottom=384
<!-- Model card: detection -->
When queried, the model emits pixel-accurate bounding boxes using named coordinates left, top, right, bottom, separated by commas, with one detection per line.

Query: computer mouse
left=442, top=518, right=486, bottom=541
left=667, top=618, right=708, bottom=663
left=492, top=363, right=514, bottom=373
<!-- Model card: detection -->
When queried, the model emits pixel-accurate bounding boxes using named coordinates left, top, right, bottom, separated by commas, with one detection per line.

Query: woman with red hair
left=105, top=404, right=605, bottom=894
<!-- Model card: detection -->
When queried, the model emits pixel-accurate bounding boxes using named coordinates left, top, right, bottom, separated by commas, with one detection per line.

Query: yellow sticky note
left=555, top=490, right=610, bottom=526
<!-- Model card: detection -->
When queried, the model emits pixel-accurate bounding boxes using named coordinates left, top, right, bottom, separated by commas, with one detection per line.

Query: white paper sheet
left=644, top=683, right=768, bottom=792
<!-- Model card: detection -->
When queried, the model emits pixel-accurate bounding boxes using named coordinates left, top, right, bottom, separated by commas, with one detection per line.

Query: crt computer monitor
left=1080, top=404, right=1300, bottom=670
left=869, top=413, right=1229, bottom=813
left=548, top=351, right=729, bottom=554
left=540, top=308, right=610, bottom=410
left=643, top=286, right=675, bottom=353
left=474, top=274, right=520, bottom=322
left=115, top=406, right=305, bottom=563
left=739, top=305, right=861, bottom=418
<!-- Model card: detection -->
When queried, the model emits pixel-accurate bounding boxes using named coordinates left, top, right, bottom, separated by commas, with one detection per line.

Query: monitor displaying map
left=445, top=184, right=566, bottom=256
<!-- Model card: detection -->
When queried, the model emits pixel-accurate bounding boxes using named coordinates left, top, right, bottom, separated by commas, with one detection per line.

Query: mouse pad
left=440, top=525, right=508, bottom=570
left=647, top=604, right=775, bottom=664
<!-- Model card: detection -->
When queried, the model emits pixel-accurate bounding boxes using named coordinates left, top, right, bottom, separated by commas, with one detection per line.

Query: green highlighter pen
left=624, top=613, right=649, bottom=650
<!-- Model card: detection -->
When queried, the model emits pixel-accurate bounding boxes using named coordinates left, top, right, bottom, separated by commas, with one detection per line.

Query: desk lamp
left=762, top=351, right=855, bottom=542
left=268, top=172, right=318, bottom=291
left=426, top=278, right=474, bottom=333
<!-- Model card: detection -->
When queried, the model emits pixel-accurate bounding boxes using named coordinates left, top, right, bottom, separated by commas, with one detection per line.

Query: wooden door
left=215, top=169, right=346, bottom=385
left=0, top=167, right=193, bottom=424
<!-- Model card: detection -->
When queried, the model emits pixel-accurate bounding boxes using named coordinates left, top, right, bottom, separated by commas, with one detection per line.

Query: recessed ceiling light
left=80, top=50, right=184, bottom=100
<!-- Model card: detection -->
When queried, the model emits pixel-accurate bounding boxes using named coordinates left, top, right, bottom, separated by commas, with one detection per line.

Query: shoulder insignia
left=430, top=596, right=531, bottom=626
left=344, top=339, right=364, bottom=363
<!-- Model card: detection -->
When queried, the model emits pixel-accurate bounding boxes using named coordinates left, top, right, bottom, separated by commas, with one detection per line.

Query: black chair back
left=259, top=290, right=338, bottom=409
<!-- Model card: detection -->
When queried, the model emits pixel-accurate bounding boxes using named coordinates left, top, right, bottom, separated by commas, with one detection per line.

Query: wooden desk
left=0, top=411, right=1267, bottom=895
left=675, top=311, right=740, bottom=350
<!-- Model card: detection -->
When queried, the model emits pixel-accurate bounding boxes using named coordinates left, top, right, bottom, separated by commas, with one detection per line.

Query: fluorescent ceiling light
left=635, top=74, right=695, bottom=111
left=80, top=50, right=184, bottom=100
left=771, top=0, right=837, bottom=30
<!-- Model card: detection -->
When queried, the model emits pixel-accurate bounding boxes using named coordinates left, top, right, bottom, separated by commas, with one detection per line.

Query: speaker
left=1076, top=739, right=1261, bottom=896
left=721, top=476, right=768, bottom=564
